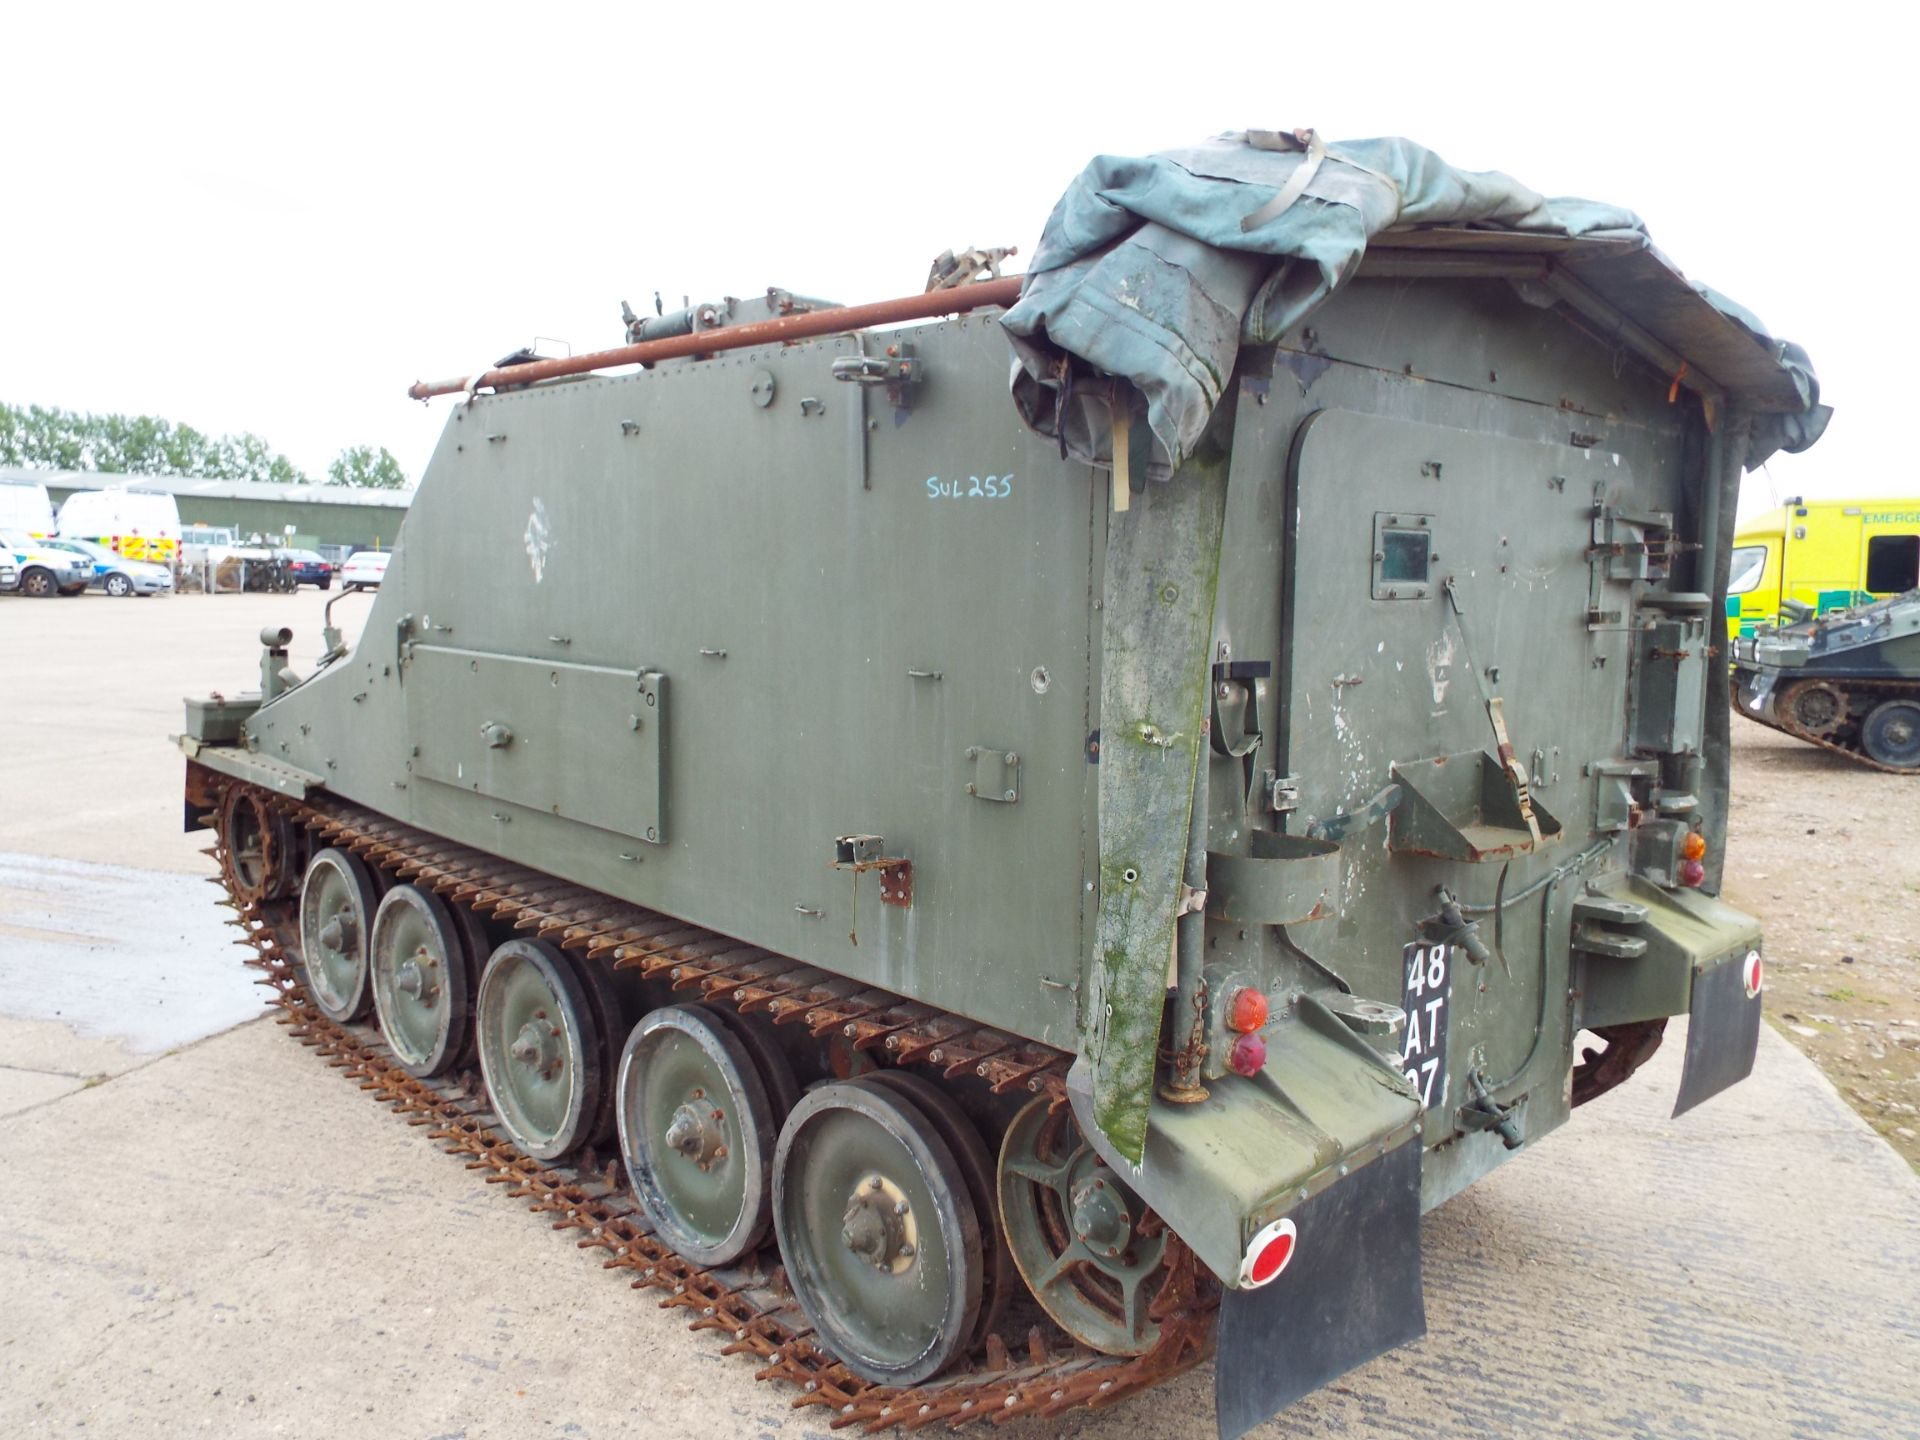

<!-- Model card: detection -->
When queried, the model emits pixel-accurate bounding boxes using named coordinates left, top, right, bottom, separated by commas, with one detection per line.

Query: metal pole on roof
left=406, top=278, right=1024, bottom=400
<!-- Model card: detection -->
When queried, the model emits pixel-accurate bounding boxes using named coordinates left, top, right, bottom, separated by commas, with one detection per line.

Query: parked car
left=338, top=551, right=390, bottom=591
left=41, top=538, right=174, bottom=597
left=0, top=530, right=92, bottom=597
left=278, top=549, right=334, bottom=589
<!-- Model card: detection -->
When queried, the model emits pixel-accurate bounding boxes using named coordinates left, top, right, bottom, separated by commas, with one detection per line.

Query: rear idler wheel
left=369, top=884, right=471, bottom=1078
left=221, top=786, right=299, bottom=904
left=616, top=1004, right=794, bottom=1266
left=297, top=847, right=380, bottom=1022
left=772, top=1079, right=983, bottom=1385
left=475, top=939, right=605, bottom=1160
left=1861, top=698, right=1920, bottom=769
left=997, top=1095, right=1168, bottom=1356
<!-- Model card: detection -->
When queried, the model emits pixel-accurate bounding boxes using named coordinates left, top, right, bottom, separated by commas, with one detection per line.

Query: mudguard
left=1674, top=946, right=1763, bottom=1117
left=1214, top=1138, right=1426, bottom=1440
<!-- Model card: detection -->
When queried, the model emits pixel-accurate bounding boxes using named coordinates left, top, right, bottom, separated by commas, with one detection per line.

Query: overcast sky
left=1, top=4, right=1896, bottom=519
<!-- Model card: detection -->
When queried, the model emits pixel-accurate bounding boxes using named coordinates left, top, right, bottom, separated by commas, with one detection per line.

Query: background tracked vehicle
left=1731, top=589, right=1920, bottom=770
left=179, top=132, right=1827, bottom=1437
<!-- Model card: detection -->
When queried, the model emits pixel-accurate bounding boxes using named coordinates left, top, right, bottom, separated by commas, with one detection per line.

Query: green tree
left=0, top=401, right=339, bottom=486
left=326, top=444, right=408, bottom=490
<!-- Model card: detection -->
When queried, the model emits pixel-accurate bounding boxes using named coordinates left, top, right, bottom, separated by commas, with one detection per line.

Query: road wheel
left=318, top=578, right=332, bottom=590
left=475, top=939, right=604, bottom=1160
left=863, top=1069, right=1011, bottom=1351
left=1861, top=698, right=1920, bottom=770
left=617, top=1005, right=790, bottom=1266
left=104, top=572, right=132, bottom=597
left=298, top=848, right=380, bottom=1022
left=369, top=884, right=471, bottom=1078
left=773, top=1079, right=983, bottom=1384
left=20, top=567, right=56, bottom=597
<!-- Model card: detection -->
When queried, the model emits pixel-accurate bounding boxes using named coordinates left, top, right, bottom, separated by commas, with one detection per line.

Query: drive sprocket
left=1779, top=679, right=1850, bottom=739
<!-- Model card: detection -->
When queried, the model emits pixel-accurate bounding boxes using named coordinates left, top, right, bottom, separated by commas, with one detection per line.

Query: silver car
left=44, top=538, right=175, bottom=597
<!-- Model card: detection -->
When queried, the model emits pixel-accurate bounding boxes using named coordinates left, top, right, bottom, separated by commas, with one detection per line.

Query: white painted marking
left=524, top=498, right=551, bottom=583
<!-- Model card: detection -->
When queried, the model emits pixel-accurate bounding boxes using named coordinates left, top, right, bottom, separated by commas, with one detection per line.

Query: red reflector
left=1742, top=949, right=1763, bottom=999
left=1250, top=1230, right=1293, bottom=1283
left=1238, top=1216, right=1298, bottom=1288
left=1228, top=986, right=1269, bottom=1034
left=1678, top=859, right=1706, bottom=888
left=1228, top=1031, right=1267, bottom=1077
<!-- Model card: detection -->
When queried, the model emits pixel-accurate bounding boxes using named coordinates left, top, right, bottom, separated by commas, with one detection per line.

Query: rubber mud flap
left=1213, top=1139, right=1425, bottom=1440
left=1673, top=954, right=1762, bottom=1118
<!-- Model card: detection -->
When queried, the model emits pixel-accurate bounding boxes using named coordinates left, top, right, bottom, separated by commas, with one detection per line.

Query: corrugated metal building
left=2, top=467, right=412, bottom=550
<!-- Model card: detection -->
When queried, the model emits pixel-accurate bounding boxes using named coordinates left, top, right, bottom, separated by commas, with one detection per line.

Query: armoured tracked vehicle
left=179, top=132, right=1827, bottom=1436
left=1732, top=590, right=1920, bottom=769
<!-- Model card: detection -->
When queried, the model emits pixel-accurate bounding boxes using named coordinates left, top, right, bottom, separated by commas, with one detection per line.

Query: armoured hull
left=180, top=129, right=1823, bottom=1436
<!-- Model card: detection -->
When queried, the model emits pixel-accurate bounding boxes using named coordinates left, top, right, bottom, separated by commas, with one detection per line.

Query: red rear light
left=1228, top=986, right=1269, bottom=1034
left=1679, top=859, right=1706, bottom=888
left=1228, top=1031, right=1267, bottom=1076
left=1742, top=949, right=1763, bottom=998
left=1238, top=1217, right=1298, bottom=1288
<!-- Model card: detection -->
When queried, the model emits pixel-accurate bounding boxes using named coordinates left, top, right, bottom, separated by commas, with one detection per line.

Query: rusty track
left=1730, top=674, right=1920, bottom=775
left=207, top=774, right=1215, bottom=1430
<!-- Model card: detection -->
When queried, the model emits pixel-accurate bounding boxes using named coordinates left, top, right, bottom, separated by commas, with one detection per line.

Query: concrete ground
left=2, top=590, right=1918, bottom=1439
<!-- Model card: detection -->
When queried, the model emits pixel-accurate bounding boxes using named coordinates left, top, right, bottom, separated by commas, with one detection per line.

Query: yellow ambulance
left=1729, top=497, right=1920, bottom=636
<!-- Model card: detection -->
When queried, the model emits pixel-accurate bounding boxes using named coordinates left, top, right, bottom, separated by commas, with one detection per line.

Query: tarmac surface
left=3, top=590, right=1918, bottom=1439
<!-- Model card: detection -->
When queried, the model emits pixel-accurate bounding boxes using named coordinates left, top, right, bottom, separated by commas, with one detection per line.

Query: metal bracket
left=1263, top=771, right=1301, bottom=814
left=965, top=747, right=1020, bottom=803
left=832, top=835, right=912, bottom=910
left=831, top=342, right=923, bottom=410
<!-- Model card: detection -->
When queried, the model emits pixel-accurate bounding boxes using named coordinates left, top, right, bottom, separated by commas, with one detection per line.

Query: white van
left=0, top=477, right=55, bottom=536
left=57, top=488, right=182, bottom=565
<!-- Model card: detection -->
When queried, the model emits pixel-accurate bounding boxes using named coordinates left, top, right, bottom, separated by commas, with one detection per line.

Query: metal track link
left=206, top=775, right=1216, bottom=1429
left=1730, top=675, right=1919, bottom=775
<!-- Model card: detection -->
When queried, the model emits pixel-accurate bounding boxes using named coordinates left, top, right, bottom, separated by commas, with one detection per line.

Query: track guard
left=1674, top=949, right=1762, bottom=1117
left=1214, top=1138, right=1426, bottom=1440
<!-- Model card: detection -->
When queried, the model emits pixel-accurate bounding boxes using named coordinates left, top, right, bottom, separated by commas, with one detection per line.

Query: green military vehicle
left=179, top=132, right=1825, bottom=1436
left=1732, top=589, right=1920, bottom=770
